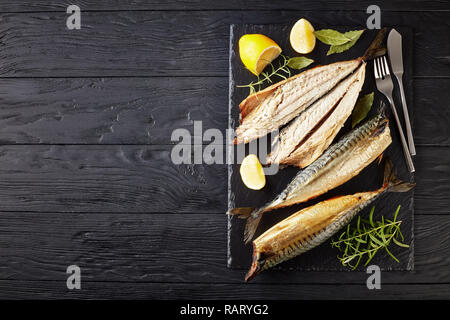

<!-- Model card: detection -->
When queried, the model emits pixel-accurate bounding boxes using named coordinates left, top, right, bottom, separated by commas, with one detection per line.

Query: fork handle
left=386, top=96, right=415, bottom=173
left=397, top=76, right=416, bottom=156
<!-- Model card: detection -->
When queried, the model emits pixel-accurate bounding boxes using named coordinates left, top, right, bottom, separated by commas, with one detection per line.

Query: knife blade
left=387, top=28, right=416, bottom=156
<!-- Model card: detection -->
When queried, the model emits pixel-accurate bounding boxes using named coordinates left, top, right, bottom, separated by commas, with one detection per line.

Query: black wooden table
left=0, top=1, right=448, bottom=299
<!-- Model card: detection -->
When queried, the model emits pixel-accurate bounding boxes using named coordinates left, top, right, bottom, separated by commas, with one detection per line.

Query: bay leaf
left=327, top=29, right=365, bottom=55
left=287, top=56, right=314, bottom=70
left=351, top=92, right=374, bottom=128
left=314, top=29, right=350, bottom=45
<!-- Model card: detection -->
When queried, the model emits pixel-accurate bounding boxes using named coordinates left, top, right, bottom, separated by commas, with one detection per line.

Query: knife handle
left=397, top=76, right=416, bottom=156
left=386, top=96, right=415, bottom=173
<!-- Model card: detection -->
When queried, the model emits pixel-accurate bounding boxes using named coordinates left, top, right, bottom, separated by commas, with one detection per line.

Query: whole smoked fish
left=245, top=160, right=414, bottom=281
left=229, top=110, right=392, bottom=243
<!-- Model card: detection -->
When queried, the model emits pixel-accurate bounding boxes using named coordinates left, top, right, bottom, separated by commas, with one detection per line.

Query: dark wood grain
left=414, top=78, right=450, bottom=146
left=0, top=213, right=447, bottom=284
left=0, top=1, right=447, bottom=12
left=0, top=77, right=227, bottom=144
left=414, top=147, right=450, bottom=215
left=0, top=77, right=445, bottom=145
left=0, top=145, right=444, bottom=214
left=0, top=11, right=448, bottom=77
left=0, top=145, right=227, bottom=213
left=0, top=280, right=448, bottom=299
left=0, top=1, right=447, bottom=300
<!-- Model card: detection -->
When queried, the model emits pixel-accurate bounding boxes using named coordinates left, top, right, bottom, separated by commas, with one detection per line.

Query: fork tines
left=374, top=56, right=390, bottom=78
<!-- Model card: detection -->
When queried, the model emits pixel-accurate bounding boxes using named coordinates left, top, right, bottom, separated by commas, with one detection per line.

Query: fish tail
left=361, top=28, right=387, bottom=61
left=228, top=206, right=266, bottom=243
left=244, top=212, right=264, bottom=244
left=227, top=207, right=256, bottom=219
left=245, top=245, right=264, bottom=282
left=383, top=159, right=415, bottom=192
left=367, top=103, right=389, bottom=138
left=375, top=100, right=388, bottom=117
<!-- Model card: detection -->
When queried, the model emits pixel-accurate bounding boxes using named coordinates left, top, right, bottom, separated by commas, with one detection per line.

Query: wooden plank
left=0, top=145, right=444, bottom=213
left=0, top=11, right=447, bottom=77
left=0, top=77, right=227, bottom=144
left=0, top=1, right=446, bottom=12
left=0, top=77, right=445, bottom=145
left=0, top=280, right=448, bottom=299
left=0, top=145, right=227, bottom=213
left=414, top=78, right=450, bottom=146
left=0, top=213, right=447, bottom=284
left=414, top=147, right=450, bottom=215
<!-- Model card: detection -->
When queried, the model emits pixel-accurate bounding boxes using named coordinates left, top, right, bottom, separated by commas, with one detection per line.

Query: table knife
left=387, top=28, right=416, bottom=156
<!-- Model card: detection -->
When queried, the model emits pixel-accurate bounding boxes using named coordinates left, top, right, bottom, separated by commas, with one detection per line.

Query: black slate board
left=227, top=24, right=415, bottom=272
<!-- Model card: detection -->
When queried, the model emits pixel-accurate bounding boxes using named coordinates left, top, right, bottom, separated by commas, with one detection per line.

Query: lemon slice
left=290, top=18, right=316, bottom=54
left=240, top=154, right=266, bottom=190
left=239, top=34, right=282, bottom=76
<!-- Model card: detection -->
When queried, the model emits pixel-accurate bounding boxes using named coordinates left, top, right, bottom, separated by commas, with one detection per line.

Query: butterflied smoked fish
left=267, top=63, right=366, bottom=167
left=234, top=29, right=387, bottom=146
left=235, top=59, right=361, bottom=144
left=245, top=160, right=414, bottom=281
left=229, top=110, right=392, bottom=243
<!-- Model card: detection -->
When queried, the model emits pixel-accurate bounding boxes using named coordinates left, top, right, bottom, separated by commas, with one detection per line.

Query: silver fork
left=374, top=56, right=415, bottom=173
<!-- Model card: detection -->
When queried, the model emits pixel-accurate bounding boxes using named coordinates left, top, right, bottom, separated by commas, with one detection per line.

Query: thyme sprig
left=237, top=55, right=313, bottom=94
left=331, top=205, right=409, bottom=270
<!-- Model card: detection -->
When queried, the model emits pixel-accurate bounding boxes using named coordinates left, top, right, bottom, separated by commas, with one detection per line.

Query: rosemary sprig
left=237, top=55, right=291, bottom=94
left=331, top=205, right=409, bottom=270
left=237, top=55, right=313, bottom=94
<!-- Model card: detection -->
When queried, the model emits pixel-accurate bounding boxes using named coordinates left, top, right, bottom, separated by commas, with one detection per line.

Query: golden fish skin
left=229, top=110, right=392, bottom=243
left=245, top=160, right=415, bottom=281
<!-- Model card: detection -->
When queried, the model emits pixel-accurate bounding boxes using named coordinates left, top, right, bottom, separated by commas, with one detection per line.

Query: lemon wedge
left=239, top=34, right=282, bottom=76
left=290, top=18, right=316, bottom=54
left=240, top=154, right=266, bottom=190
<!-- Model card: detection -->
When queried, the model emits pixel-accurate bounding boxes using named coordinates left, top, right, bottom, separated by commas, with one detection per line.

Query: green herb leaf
left=369, top=233, right=383, bottom=246
left=364, top=252, right=374, bottom=266
left=351, top=92, right=374, bottom=128
left=384, top=246, right=400, bottom=263
left=393, top=205, right=401, bottom=222
left=355, top=237, right=367, bottom=244
left=369, top=206, right=375, bottom=227
left=379, top=226, right=388, bottom=244
left=287, top=57, right=314, bottom=70
left=238, top=55, right=311, bottom=94
left=327, top=30, right=365, bottom=55
left=392, top=237, right=410, bottom=248
left=332, top=205, right=409, bottom=269
left=314, top=29, right=351, bottom=45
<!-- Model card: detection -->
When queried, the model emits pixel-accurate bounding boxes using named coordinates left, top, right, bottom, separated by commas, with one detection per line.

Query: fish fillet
left=267, top=63, right=366, bottom=166
left=235, top=59, right=361, bottom=144
left=277, top=63, right=366, bottom=167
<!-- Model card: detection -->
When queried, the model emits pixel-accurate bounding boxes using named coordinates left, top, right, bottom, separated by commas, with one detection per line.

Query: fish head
left=245, top=243, right=273, bottom=282
left=245, top=249, right=263, bottom=282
